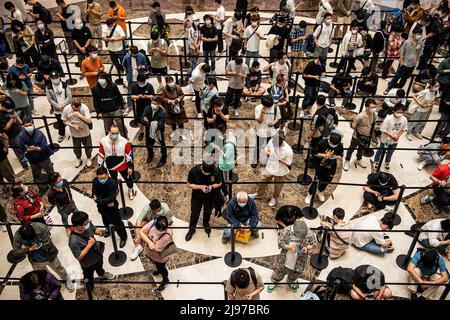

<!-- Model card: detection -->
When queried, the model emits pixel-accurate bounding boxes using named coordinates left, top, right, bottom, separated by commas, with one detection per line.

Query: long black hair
left=19, top=270, right=48, bottom=293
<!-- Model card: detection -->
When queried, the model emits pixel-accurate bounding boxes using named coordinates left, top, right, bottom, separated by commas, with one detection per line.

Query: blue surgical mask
left=168, top=82, right=175, bottom=89
left=55, top=181, right=64, bottom=188
left=151, top=104, right=158, bottom=111
left=98, top=79, right=107, bottom=86
left=24, top=126, right=34, bottom=133
left=91, top=53, right=98, bottom=59
left=111, top=133, right=119, bottom=140
left=369, top=108, right=377, bottom=114
left=98, top=178, right=108, bottom=184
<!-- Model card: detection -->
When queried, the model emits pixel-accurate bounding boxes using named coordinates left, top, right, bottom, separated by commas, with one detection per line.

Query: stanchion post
left=62, top=52, right=78, bottom=85
left=42, top=115, right=60, bottom=151
left=128, top=21, right=134, bottom=47
left=297, top=147, right=313, bottom=185
left=302, top=179, right=319, bottom=219
left=119, top=112, right=128, bottom=140
left=223, top=280, right=228, bottom=300
left=129, top=99, right=139, bottom=128
left=288, top=95, right=300, bottom=131
left=292, top=72, right=300, bottom=102
left=310, top=228, right=329, bottom=269
left=118, top=180, right=133, bottom=220
left=329, top=37, right=342, bottom=68
left=439, top=282, right=450, bottom=300
left=224, top=225, right=243, bottom=267
left=391, top=184, right=405, bottom=226
left=405, top=74, right=415, bottom=98
left=178, top=55, right=185, bottom=86
left=108, top=224, right=127, bottom=267
left=396, top=229, right=421, bottom=270
left=84, top=278, right=94, bottom=300
left=292, top=117, right=305, bottom=154
left=183, top=36, right=189, bottom=68
left=375, top=146, right=386, bottom=173
left=430, top=119, right=441, bottom=142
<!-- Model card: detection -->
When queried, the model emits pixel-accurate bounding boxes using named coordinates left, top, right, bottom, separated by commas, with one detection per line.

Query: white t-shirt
left=385, top=88, right=407, bottom=109
left=244, top=25, right=262, bottom=52
left=316, top=0, right=333, bottom=24
left=103, top=24, right=126, bottom=52
left=264, top=139, right=293, bottom=176
left=215, top=5, right=225, bottom=30
left=190, top=63, right=206, bottom=91
left=410, top=89, right=438, bottom=113
left=419, top=219, right=449, bottom=248
left=351, top=215, right=385, bottom=248
left=223, top=18, right=242, bottom=45
left=188, top=27, right=200, bottom=50
left=271, top=61, right=290, bottom=80
left=61, top=103, right=91, bottom=138
left=313, top=23, right=333, bottom=48
left=52, top=82, right=66, bottom=114
left=255, top=104, right=281, bottom=138
left=380, top=114, right=408, bottom=145
left=130, top=56, right=138, bottom=82
left=12, top=10, right=24, bottom=23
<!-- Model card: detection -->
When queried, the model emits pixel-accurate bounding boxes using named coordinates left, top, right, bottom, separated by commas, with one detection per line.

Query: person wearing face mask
left=12, top=222, right=74, bottom=292
left=183, top=6, right=198, bottom=40
left=45, top=71, right=71, bottom=143
left=243, top=16, right=263, bottom=67
left=405, top=0, right=425, bottom=33
left=200, top=76, right=219, bottom=127
left=4, top=2, right=24, bottom=24
left=142, top=96, right=167, bottom=168
left=12, top=182, right=45, bottom=223
left=151, top=14, right=171, bottom=45
left=213, top=0, right=226, bottom=54
left=19, top=270, right=63, bottom=300
left=140, top=215, right=173, bottom=292
left=11, top=19, right=40, bottom=69
left=187, top=16, right=201, bottom=81
left=319, top=207, right=351, bottom=259
left=62, top=100, right=93, bottom=168
left=381, top=25, right=404, bottom=79
left=2, top=72, right=31, bottom=120
left=98, top=125, right=135, bottom=199
left=223, top=11, right=244, bottom=63
left=373, top=104, right=407, bottom=171
left=55, top=0, right=79, bottom=55
left=37, top=55, right=64, bottom=86
left=8, top=56, right=36, bottom=117
left=47, top=172, right=77, bottom=235
left=131, top=199, right=173, bottom=260
left=92, top=72, right=126, bottom=136
left=305, top=132, right=344, bottom=205
left=363, top=171, right=400, bottom=211
left=357, top=66, right=379, bottom=95
left=81, top=46, right=104, bottom=89
left=343, top=99, right=378, bottom=171
left=200, top=15, right=219, bottom=73
left=85, top=0, right=103, bottom=51
left=148, top=31, right=168, bottom=93
left=18, top=118, right=55, bottom=195
left=34, top=19, right=57, bottom=61
left=71, top=18, right=92, bottom=71
left=131, top=74, right=155, bottom=141
left=269, top=6, right=294, bottom=28
left=92, top=167, right=128, bottom=245
left=0, top=124, right=16, bottom=186
left=103, top=18, right=126, bottom=77
left=69, top=211, right=115, bottom=296
left=313, top=13, right=335, bottom=68
left=222, top=191, right=261, bottom=244
left=225, top=56, right=249, bottom=117
left=148, top=1, right=165, bottom=26
left=108, top=0, right=127, bottom=34
left=162, top=76, right=187, bottom=138
left=289, top=20, right=308, bottom=74
left=244, top=61, right=265, bottom=99
left=122, top=46, right=148, bottom=113
left=186, top=161, right=223, bottom=241
left=315, top=0, right=333, bottom=25
left=337, top=23, right=364, bottom=75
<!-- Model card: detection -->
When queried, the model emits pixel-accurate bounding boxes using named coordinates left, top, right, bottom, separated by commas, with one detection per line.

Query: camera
left=319, top=214, right=333, bottom=223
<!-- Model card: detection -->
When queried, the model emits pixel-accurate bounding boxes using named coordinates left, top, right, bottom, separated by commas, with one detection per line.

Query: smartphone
left=34, top=242, right=42, bottom=249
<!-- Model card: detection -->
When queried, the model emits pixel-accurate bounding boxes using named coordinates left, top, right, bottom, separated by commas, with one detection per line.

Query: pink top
left=142, top=221, right=174, bottom=263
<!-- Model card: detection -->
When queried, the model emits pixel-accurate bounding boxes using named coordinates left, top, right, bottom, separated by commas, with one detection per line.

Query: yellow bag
left=235, top=229, right=251, bottom=244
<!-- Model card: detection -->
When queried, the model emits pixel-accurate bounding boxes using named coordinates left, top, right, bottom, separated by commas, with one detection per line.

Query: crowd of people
left=0, top=0, right=449, bottom=301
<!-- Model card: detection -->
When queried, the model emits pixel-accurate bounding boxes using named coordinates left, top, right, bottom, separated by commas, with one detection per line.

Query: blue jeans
left=222, top=219, right=262, bottom=240
left=245, top=51, right=259, bottom=67
left=204, top=50, right=216, bottom=71
left=360, top=240, right=389, bottom=254
left=186, top=55, right=198, bottom=80
left=302, top=85, right=319, bottom=110
left=127, top=81, right=135, bottom=107
left=374, top=143, right=398, bottom=164
left=57, top=202, right=78, bottom=229
left=387, top=65, right=414, bottom=90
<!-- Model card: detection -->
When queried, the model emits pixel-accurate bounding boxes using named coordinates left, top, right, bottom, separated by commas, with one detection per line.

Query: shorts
left=151, top=66, right=168, bottom=75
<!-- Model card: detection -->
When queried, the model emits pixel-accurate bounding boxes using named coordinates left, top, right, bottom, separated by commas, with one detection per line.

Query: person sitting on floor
left=363, top=171, right=400, bottom=211
left=421, top=163, right=450, bottom=214
left=350, top=264, right=392, bottom=300
left=418, top=218, right=450, bottom=260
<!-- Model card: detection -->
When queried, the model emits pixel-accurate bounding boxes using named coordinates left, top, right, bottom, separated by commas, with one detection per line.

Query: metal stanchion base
left=292, top=144, right=304, bottom=154
left=393, top=213, right=402, bottom=226
left=108, top=251, right=127, bottom=267
left=395, top=254, right=410, bottom=270
left=119, top=207, right=134, bottom=220
left=49, top=143, right=60, bottom=152
left=7, top=251, right=26, bottom=264
left=288, top=121, right=300, bottom=131
left=66, top=79, right=78, bottom=86
left=363, top=149, right=375, bottom=158
left=131, top=171, right=141, bottom=182
left=303, top=206, right=318, bottom=220
left=114, top=78, right=124, bottom=85
left=310, top=254, right=329, bottom=270
left=130, top=120, right=139, bottom=128
left=329, top=62, right=338, bottom=68
left=297, top=174, right=312, bottom=185
left=224, top=251, right=242, bottom=267
left=344, top=102, right=357, bottom=110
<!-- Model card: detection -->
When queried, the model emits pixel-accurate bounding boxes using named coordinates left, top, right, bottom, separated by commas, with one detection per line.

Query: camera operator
left=319, top=208, right=351, bottom=259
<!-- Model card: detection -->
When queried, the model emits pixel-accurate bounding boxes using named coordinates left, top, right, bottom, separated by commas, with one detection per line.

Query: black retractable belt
left=42, top=115, right=60, bottom=152
left=288, top=94, right=301, bottom=130
left=396, top=229, right=421, bottom=270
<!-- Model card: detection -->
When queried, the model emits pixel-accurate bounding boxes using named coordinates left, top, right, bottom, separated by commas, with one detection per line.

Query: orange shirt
left=81, top=57, right=104, bottom=88
left=108, top=5, right=127, bottom=33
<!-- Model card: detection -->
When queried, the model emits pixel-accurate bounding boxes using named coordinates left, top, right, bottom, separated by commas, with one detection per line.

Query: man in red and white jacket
left=98, top=125, right=137, bottom=200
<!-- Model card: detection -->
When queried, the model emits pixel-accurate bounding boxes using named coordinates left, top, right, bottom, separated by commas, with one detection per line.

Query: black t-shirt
left=71, top=26, right=92, bottom=48
left=332, top=73, right=353, bottom=92
left=312, top=139, right=344, bottom=175
left=366, top=172, right=399, bottom=196
left=0, top=111, right=22, bottom=137
left=425, top=20, right=440, bottom=47
left=439, top=95, right=450, bottom=115
left=236, top=0, right=248, bottom=10
left=275, top=205, right=303, bottom=227
left=201, top=26, right=219, bottom=52
left=354, top=265, right=386, bottom=293
left=303, top=61, right=323, bottom=87
left=32, top=3, right=45, bottom=20
left=131, top=83, right=155, bottom=113
left=187, top=164, right=223, bottom=199
left=60, top=5, right=73, bottom=32
left=207, top=105, right=229, bottom=129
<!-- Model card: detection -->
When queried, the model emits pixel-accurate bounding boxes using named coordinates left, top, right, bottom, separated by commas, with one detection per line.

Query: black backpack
left=230, top=267, right=258, bottom=288
left=326, top=267, right=355, bottom=294
left=36, top=2, right=53, bottom=25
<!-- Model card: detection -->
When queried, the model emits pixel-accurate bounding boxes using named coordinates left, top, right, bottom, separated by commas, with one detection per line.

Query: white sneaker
left=417, top=161, right=426, bottom=171
left=130, top=244, right=143, bottom=261
left=343, top=161, right=350, bottom=171
left=31, top=110, right=40, bottom=116
left=305, top=194, right=312, bottom=205
left=268, top=198, right=277, bottom=207
left=385, top=205, right=395, bottom=212
left=197, top=113, right=202, bottom=118
left=75, top=158, right=82, bottom=168
left=170, top=132, right=175, bottom=138
left=412, top=132, right=422, bottom=139
left=234, top=109, right=239, bottom=116
left=123, top=107, right=131, bottom=115
left=384, top=162, right=390, bottom=170
left=355, top=160, right=367, bottom=168
left=65, top=278, right=75, bottom=292
left=406, top=133, right=413, bottom=141
left=192, top=95, right=196, bottom=102
left=86, top=158, right=92, bottom=167
left=317, top=191, right=325, bottom=202
left=1, top=224, right=7, bottom=233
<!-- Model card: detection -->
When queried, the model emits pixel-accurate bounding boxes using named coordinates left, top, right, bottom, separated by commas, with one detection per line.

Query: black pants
left=217, top=29, right=224, bottom=53
left=109, top=168, right=133, bottom=189
left=55, top=114, right=66, bottom=137
left=109, top=50, right=125, bottom=74
left=21, top=46, right=41, bottom=68
left=309, top=169, right=333, bottom=194
left=363, top=191, right=396, bottom=210
left=221, top=169, right=233, bottom=197
left=0, top=203, right=6, bottom=222
left=189, top=196, right=214, bottom=230
left=82, top=259, right=105, bottom=292
left=433, top=185, right=449, bottom=210
left=153, top=260, right=169, bottom=283
left=336, top=57, right=356, bottom=75
left=146, top=136, right=167, bottom=162
left=225, top=87, right=243, bottom=110
left=97, top=200, right=127, bottom=240
left=345, top=136, right=365, bottom=161
left=194, top=90, right=201, bottom=114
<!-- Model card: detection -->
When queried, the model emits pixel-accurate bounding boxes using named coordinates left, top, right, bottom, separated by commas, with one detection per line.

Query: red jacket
left=14, top=190, right=43, bottom=222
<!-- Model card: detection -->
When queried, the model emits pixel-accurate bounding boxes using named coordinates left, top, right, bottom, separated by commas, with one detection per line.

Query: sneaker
left=57, top=135, right=64, bottom=143
left=191, top=95, right=196, bottom=102
left=431, top=201, right=440, bottom=214
left=197, top=113, right=202, bottom=119
left=170, top=132, right=175, bottom=138
left=123, top=107, right=131, bottom=116
left=305, top=194, right=312, bottom=205
left=79, top=74, right=84, bottom=80
left=420, top=194, right=432, bottom=205
left=413, top=132, right=422, bottom=139
left=317, top=191, right=325, bottom=202
left=406, top=133, right=413, bottom=141
left=152, top=270, right=161, bottom=276
left=74, top=158, right=82, bottom=168
left=100, top=272, right=116, bottom=280
left=417, top=161, right=426, bottom=171
left=119, top=238, right=127, bottom=248
left=222, top=237, right=229, bottom=244
left=234, top=109, right=239, bottom=117
left=180, top=134, right=187, bottom=141
left=185, top=229, right=196, bottom=241
left=410, top=292, right=418, bottom=300
left=383, top=89, right=390, bottom=95
left=86, top=158, right=92, bottom=167
left=128, top=189, right=137, bottom=200
left=138, top=131, right=145, bottom=141
left=155, top=282, right=167, bottom=293
left=131, top=244, right=143, bottom=260
left=290, top=283, right=300, bottom=292
left=267, top=284, right=277, bottom=293
left=385, top=205, right=395, bottom=212
left=1, top=224, right=7, bottom=233
left=65, top=228, right=71, bottom=237
left=65, top=279, right=75, bottom=292
left=372, top=162, right=378, bottom=171
left=249, top=193, right=261, bottom=199
left=268, top=198, right=277, bottom=207
left=252, top=232, right=259, bottom=239
left=31, top=110, right=40, bottom=116
left=251, top=164, right=258, bottom=169
left=343, top=161, right=350, bottom=171
left=355, top=160, right=367, bottom=168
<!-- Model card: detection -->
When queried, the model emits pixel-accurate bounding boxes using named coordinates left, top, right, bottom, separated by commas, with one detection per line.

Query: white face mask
left=156, top=229, right=165, bottom=235
left=238, top=202, right=246, bottom=207
left=83, top=222, right=91, bottom=231
left=37, top=23, right=44, bottom=30
left=151, top=104, right=158, bottom=111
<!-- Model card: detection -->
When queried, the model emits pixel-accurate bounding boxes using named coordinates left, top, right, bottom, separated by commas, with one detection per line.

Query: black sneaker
left=156, top=160, right=166, bottom=168
left=185, top=229, right=195, bottom=241
left=410, top=292, right=418, bottom=300
left=251, top=164, right=257, bottom=169
left=138, top=132, right=144, bottom=141
left=155, top=282, right=168, bottom=293
left=204, top=225, right=211, bottom=237
left=152, top=270, right=161, bottom=276
left=119, top=238, right=127, bottom=248
left=103, top=229, right=111, bottom=238
left=147, top=156, right=154, bottom=164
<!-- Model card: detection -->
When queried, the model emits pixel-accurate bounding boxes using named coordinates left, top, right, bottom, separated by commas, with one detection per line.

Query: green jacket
left=12, top=222, right=58, bottom=262
left=437, top=57, right=450, bottom=86
left=219, top=137, right=237, bottom=172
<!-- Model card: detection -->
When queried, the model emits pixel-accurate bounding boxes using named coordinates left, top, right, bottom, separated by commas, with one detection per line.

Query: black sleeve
left=389, top=174, right=399, bottom=190
left=113, top=84, right=124, bottom=107
left=335, top=144, right=344, bottom=157
left=92, top=88, right=99, bottom=113
left=213, top=169, right=222, bottom=185
left=141, top=106, right=151, bottom=122
left=187, top=167, right=197, bottom=184
left=131, top=84, right=139, bottom=95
